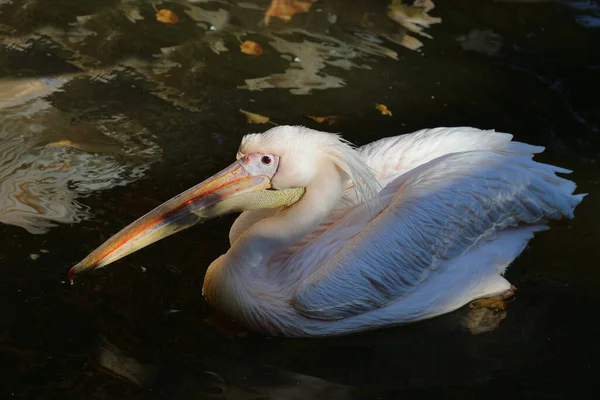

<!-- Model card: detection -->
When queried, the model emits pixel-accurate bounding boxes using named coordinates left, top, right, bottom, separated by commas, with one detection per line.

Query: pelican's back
left=286, top=127, right=584, bottom=330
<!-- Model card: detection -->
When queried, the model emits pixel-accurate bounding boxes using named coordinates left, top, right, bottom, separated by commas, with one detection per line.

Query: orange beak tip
left=69, top=265, right=90, bottom=285
left=68, top=266, right=77, bottom=285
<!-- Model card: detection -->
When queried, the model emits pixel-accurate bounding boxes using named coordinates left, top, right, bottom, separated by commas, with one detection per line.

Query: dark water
left=1, top=0, right=599, bottom=398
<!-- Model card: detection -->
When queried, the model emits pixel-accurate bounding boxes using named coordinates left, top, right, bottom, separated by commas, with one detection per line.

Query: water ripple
left=0, top=77, right=161, bottom=234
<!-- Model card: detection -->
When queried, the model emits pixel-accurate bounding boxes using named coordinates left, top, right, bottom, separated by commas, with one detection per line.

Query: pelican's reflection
left=92, top=336, right=158, bottom=387
left=90, top=335, right=354, bottom=399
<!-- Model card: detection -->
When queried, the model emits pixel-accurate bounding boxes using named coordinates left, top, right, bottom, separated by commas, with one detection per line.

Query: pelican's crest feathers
left=240, top=125, right=380, bottom=203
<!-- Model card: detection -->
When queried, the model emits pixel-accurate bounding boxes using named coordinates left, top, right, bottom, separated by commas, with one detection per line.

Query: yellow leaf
left=376, top=104, right=392, bottom=116
left=240, top=40, right=263, bottom=56
left=156, top=9, right=179, bottom=24
left=306, top=115, right=340, bottom=125
left=264, top=0, right=316, bottom=25
left=46, top=140, right=73, bottom=147
left=240, top=109, right=270, bottom=124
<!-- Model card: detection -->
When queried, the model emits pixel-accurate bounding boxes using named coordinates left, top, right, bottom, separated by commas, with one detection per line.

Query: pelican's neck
left=231, top=161, right=346, bottom=269
left=203, top=161, right=347, bottom=336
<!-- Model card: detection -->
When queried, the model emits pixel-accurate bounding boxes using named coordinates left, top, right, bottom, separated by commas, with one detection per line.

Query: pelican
left=69, top=126, right=584, bottom=337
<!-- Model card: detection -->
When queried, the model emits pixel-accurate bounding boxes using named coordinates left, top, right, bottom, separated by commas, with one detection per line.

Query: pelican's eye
left=261, top=155, right=272, bottom=165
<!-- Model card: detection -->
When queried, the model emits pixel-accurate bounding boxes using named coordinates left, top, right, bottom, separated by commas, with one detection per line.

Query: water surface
left=1, top=1, right=599, bottom=398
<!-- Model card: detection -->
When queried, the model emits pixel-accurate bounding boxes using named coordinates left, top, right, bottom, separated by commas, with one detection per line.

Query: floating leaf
left=240, top=40, right=263, bottom=56
left=264, top=0, right=316, bottom=25
left=156, top=9, right=179, bottom=24
left=240, top=109, right=270, bottom=124
left=376, top=104, right=392, bottom=116
left=306, top=115, right=340, bottom=125
left=46, top=140, right=73, bottom=147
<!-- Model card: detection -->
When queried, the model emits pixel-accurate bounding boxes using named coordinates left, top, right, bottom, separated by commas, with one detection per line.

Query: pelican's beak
left=69, top=156, right=276, bottom=283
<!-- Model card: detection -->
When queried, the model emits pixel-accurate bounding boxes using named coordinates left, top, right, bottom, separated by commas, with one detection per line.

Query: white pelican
left=69, top=126, right=584, bottom=337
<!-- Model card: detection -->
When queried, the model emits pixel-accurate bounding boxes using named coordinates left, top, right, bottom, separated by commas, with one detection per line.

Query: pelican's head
left=69, top=125, right=377, bottom=282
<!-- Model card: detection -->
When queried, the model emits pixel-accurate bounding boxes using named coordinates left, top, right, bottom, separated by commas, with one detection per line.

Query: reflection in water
left=240, top=31, right=365, bottom=94
left=91, top=334, right=354, bottom=399
left=0, top=75, right=76, bottom=110
left=461, top=307, right=508, bottom=335
left=0, top=77, right=161, bottom=234
left=93, top=336, right=158, bottom=387
left=456, top=29, right=503, bottom=56
left=388, top=0, right=441, bottom=41
left=498, top=0, right=600, bottom=28
left=566, top=0, right=600, bottom=27
left=1, top=0, right=441, bottom=99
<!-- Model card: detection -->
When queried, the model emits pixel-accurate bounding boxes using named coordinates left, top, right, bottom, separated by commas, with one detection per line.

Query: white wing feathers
left=339, top=127, right=544, bottom=207
left=292, top=148, right=584, bottom=321
left=359, top=127, right=544, bottom=177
